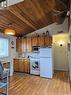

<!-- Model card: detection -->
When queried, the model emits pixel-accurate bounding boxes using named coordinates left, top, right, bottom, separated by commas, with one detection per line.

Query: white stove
left=29, top=53, right=40, bottom=75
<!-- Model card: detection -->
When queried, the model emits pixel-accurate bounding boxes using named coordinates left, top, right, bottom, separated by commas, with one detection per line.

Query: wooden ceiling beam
left=16, top=0, right=48, bottom=29
left=30, top=0, right=49, bottom=26
left=0, top=12, right=26, bottom=31
left=0, top=10, right=35, bottom=35
left=16, top=6, right=42, bottom=29
left=55, top=0, right=68, bottom=11
left=7, top=6, right=36, bottom=30
left=58, top=0, right=68, bottom=8
left=0, top=0, right=69, bottom=36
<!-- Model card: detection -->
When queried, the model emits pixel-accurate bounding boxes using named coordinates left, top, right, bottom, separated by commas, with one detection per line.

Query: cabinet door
left=32, top=37, right=37, bottom=46
left=24, top=60, right=30, bottom=73
left=18, top=59, right=24, bottom=72
left=49, top=36, right=52, bottom=46
left=26, top=60, right=30, bottom=73
left=13, top=59, right=19, bottom=72
left=44, top=36, right=52, bottom=46
left=37, top=36, right=40, bottom=46
left=26, top=37, right=32, bottom=52
left=16, top=38, right=22, bottom=52
left=38, top=36, right=45, bottom=47
left=22, top=37, right=27, bottom=52
left=44, top=36, right=49, bottom=46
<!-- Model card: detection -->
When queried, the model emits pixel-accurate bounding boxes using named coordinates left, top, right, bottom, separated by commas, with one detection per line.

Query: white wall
left=69, top=25, right=71, bottom=80
left=0, top=33, right=17, bottom=76
left=26, top=18, right=68, bottom=37
left=69, top=39, right=71, bottom=80
left=53, top=34, right=69, bottom=71
left=68, top=5, right=71, bottom=80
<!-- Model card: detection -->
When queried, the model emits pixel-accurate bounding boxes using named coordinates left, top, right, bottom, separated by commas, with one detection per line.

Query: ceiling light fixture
left=4, top=28, right=15, bottom=35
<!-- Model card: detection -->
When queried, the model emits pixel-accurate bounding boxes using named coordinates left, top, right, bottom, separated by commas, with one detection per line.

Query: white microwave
left=32, top=46, right=40, bottom=52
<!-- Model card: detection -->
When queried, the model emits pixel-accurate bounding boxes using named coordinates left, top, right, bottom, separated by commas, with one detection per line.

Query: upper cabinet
left=16, top=36, right=52, bottom=52
left=32, top=37, right=38, bottom=46
left=48, top=36, right=52, bottom=46
left=22, top=37, right=32, bottom=52
left=31, top=36, right=52, bottom=47
left=22, top=37, right=27, bottom=52
left=16, top=37, right=22, bottom=52
left=26, top=37, right=32, bottom=52
left=16, top=37, right=32, bottom=52
left=44, top=36, right=52, bottom=46
left=37, top=36, right=45, bottom=47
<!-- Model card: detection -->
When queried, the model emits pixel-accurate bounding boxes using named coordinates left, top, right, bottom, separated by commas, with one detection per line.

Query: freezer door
left=39, top=48, right=52, bottom=58
left=40, top=58, right=53, bottom=78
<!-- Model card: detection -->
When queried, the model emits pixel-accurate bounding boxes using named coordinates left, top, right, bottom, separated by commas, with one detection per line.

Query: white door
left=53, top=45, right=68, bottom=71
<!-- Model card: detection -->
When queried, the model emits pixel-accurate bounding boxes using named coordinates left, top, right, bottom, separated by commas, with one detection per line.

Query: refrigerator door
left=40, top=58, right=53, bottom=78
left=39, top=48, right=52, bottom=58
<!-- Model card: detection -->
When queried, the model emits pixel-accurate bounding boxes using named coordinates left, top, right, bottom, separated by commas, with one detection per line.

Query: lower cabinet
left=13, top=59, right=30, bottom=73
left=13, top=59, right=19, bottom=72
left=18, top=59, right=24, bottom=72
left=24, top=60, right=30, bottom=73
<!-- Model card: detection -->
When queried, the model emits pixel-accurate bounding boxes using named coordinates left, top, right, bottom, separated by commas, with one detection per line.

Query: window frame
left=0, top=37, right=10, bottom=58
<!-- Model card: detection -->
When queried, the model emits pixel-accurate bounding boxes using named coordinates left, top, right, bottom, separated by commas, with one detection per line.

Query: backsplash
left=17, top=52, right=40, bottom=58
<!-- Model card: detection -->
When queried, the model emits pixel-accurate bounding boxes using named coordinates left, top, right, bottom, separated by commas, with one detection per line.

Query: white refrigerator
left=39, top=47, right=53, bottom=78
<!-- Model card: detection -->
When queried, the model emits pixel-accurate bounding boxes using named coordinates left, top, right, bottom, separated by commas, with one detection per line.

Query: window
left=0, top=37, right=9, bottom=58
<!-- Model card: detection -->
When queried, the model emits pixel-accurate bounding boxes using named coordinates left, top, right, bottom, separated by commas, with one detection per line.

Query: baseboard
left=54, top=68, right=68, bottom=71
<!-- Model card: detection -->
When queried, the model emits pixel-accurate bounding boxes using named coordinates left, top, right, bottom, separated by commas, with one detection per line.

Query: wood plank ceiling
left=0, top=0, right=69, bottom=36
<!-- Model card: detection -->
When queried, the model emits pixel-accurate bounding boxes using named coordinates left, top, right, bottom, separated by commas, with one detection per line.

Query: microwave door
left=32, top=46, right=39, bottom=52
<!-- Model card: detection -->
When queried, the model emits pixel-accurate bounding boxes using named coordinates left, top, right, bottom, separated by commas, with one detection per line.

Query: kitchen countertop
left=14, top=57, right=30, bottom=60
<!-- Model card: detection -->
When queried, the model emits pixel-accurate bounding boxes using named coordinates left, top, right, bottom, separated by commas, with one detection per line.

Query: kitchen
left=15, top=32, right=53, bottom=78
left=0, top=0, right=70, bottom=95
left=14, top=31, right=69, bottom=77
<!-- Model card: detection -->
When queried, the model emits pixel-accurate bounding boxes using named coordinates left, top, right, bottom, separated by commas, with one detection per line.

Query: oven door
left=30, top=58, right=40, bottom=75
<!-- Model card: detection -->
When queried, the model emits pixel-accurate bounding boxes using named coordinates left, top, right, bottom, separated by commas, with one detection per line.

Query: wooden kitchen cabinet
left=23, top=60, right=30, bottom=73
left=32, top=36, right=38, bottom=46
left=37, top=36, right=40, bottom=46
left=44, top=36, right=52, bottom=46
left=37, top=36, right=52, bottom=46
left=16, top=37, right=22, bottom=52
left=18, top=59, right=24, bottom=72
left=16, top=36, right=52, bottom=53
left=16, top=37, right=27, bottom=52
left=22, top=37, right=32, bottom=52
left=13, top=59, right=30, bottom=73
left=22, top=37, right=27, bottom=52
left=13, top=59, right=19, bottom=72
left=49, top=36, right=52, bottom=46
left=37, top=36, right=45, bottom=46
left=26, top=37, right=32, bottom=52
